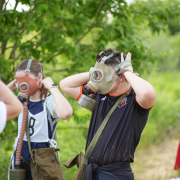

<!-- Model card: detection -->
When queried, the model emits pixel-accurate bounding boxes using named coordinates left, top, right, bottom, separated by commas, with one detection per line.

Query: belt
left=84, top=162, right=133, bottom=180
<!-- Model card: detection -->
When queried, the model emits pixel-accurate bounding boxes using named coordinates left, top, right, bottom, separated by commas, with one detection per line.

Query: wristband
left=49, top=84, right=58, bottom=90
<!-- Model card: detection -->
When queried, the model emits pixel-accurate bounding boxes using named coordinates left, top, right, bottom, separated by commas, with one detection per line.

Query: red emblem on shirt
left=118, top=98, right=127, bottom=109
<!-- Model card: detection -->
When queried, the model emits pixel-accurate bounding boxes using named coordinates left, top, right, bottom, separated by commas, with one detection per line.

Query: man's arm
left=124, top=71, right=156, bottom=109
left=59, top=72, right=89, bottom=99
left=122, top=53, right=156, bottom=109
left=0, top=80, right=23, bottom=121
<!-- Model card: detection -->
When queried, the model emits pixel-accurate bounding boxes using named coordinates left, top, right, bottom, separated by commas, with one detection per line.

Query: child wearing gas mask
left=7, top=59, right=73, bottom=180
left=0, top=80, right=23, bottom=133
left=60, top=49, right=156, bottom=180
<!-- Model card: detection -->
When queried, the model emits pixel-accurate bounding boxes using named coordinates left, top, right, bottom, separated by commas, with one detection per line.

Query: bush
left=137, top=71, right=180, bottom=149
left=0, top=151, right=12, bottom=180
left=167, top=16, right=180, bottom=35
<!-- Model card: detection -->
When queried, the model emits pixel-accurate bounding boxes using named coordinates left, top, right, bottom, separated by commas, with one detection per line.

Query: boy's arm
left=59, top=72, right=89, bottom=99
left=0, top=80, right=23, bottom=121
left=122, top=53, right=156, bottom=109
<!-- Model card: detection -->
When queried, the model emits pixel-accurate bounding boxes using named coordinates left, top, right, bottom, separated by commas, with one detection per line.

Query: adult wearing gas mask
left=0, top=80, right=23, bottom=133
left=60, top=49, right=156, bottom=180
left=7, top=59, right=73, bottom=180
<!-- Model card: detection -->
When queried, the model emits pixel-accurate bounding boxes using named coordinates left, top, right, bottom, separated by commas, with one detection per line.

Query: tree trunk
left=0, top=0, right=5, bottom=11
left=1, top=39, right=8, bottom=55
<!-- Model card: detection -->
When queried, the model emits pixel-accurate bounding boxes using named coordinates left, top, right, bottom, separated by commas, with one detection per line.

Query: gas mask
left=77, top=52, right=131, bottom=111
left=15, top=59, right=42, bottom=97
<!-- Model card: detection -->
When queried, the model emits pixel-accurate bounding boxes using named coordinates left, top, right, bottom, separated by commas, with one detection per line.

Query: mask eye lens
left=92, top=70, right=102, bottom=81
left=20, top=83, right=29, bottom=92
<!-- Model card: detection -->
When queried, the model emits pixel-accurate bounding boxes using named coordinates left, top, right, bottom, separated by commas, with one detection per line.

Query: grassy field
left=132, top=138, right=180, bottom=180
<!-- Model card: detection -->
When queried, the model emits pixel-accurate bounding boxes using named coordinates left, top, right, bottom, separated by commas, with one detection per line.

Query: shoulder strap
left=46, top=105, right=59, bottom=138
left=83, top=92, right=129, bottom=165
left=23, top=99, right=31, bottom=154
left=26, top=115, right=31, bottom=153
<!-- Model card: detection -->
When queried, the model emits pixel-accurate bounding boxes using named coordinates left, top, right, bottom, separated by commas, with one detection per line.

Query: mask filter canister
left=77, top=83, right=97, bottom=111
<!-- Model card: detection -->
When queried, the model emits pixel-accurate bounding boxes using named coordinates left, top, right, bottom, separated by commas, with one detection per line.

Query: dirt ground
left=131, top=138, right=180, bottom=180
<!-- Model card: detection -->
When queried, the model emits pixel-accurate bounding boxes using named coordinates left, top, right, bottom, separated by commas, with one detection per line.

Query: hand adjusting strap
left=114, top=60, right=131, bottom=74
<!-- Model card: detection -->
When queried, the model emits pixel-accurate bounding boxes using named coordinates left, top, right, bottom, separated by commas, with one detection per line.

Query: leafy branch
left=15, top=23, right=65, bottom=60
left=9, top=0, right=39, bottom=59
left=46, top=2, right=105, bottom=61
left=75, top=1, right=104, bottom=45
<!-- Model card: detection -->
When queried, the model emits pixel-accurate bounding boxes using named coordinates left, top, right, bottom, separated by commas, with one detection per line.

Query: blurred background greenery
left=0, top=0, right=180, bottom=179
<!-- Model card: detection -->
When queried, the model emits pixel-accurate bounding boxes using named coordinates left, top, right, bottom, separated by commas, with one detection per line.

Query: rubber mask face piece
left=15, top=71, right=40, bottom=96
left=88, top=60, right=119, bottom=94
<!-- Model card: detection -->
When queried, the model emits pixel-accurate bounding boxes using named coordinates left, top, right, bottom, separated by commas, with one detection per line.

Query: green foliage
left=137, top=72, right=180, bottom=149
left=0, top=151, right=12, bottom=180
left=1, top=0, right=179, bottom=83
left=130, top=0, right=180, bottom=33
left=167, top=15, right=180, bottom=35
left=140, top=29, right=180, bottom=72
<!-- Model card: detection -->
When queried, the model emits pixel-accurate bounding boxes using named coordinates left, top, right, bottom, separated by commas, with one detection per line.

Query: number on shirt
left=29, top=117, right=36, bottom=136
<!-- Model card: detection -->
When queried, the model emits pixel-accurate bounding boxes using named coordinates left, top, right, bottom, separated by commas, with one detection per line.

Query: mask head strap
left=15, top=59, right=43, bottom=78
left=101, top=53, right=113, bottom=62
left=37, top=62, right=42, bottom=78
left=96, top=51, right=114, bottom=62
left=25, top=59, right=32, bottom=75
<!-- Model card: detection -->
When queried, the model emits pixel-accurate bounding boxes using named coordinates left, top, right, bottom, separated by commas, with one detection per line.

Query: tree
left=0, top=0, right=179, bottom=83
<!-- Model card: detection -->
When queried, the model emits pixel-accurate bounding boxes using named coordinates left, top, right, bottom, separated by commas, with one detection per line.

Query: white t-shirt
left=46, top=95, right=58, bottom=118
left=29, top=95, right=58, bottom=118
left=0, top=101, right=7, bottom=133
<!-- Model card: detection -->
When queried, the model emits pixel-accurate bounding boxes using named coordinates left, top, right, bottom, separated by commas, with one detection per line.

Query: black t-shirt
left=81, top=87, right=151, bottom=166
